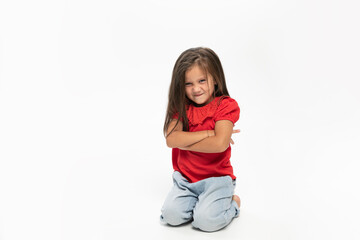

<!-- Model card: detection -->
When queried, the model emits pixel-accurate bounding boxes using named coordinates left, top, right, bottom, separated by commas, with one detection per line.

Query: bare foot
left=232, top=195, right=241, bottom=208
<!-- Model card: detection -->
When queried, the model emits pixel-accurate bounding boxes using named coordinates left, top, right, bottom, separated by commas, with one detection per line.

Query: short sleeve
left=214, top=97, right=240, bottom=124
left=172, top=112, right=185, bottom=122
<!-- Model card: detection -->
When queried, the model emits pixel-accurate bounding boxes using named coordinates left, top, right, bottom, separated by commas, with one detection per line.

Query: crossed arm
left=165, top=119, right=240, bottom=153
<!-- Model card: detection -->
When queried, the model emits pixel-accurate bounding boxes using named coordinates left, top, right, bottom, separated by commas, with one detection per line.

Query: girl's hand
left=230, top=129, right=240, bottom=145
left=233, top=129, right=240, bottom=134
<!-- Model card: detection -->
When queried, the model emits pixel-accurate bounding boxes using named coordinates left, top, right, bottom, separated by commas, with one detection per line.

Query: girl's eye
left=199, top=79, right=206, bottom=83
left=185, top=82, right=192, bottom=86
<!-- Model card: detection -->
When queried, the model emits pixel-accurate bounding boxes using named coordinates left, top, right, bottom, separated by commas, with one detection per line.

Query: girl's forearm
left=166, top=130, right=210, bottom=149
left=180, top=135, right=228, bottom=153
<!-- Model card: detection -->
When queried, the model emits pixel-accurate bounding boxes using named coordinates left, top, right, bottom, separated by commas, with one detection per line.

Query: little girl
left=160, top=47, right=241, bottom=232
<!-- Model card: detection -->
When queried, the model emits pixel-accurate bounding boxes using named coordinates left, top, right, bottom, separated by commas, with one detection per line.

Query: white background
left=1, top=0, right=360, bottom=239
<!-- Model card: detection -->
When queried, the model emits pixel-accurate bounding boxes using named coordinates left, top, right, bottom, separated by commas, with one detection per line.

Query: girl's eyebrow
left=186, top=76, right=206, bottom=82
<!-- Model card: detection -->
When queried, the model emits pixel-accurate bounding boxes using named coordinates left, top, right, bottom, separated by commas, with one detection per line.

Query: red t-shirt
left=172, top=96, right=240, bottom=183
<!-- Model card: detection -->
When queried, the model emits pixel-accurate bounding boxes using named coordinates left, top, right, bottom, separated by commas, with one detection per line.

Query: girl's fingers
left=230, top=138, right=234, bottom=145
left=232, top=129, right=240, bottom=133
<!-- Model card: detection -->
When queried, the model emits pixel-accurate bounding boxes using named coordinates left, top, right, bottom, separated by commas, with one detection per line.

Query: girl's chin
left=192, top=98, right=205, bottom=104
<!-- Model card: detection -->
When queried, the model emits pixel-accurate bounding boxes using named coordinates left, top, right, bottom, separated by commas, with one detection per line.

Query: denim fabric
left=160, top=171, right=239, bottom=232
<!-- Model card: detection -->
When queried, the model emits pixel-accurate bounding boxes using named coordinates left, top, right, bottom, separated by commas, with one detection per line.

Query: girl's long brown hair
left=163, top=47, right=230, bottom=137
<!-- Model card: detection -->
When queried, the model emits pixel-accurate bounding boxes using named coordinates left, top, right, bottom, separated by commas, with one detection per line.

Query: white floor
left=3, top=139, right=358, bottom=240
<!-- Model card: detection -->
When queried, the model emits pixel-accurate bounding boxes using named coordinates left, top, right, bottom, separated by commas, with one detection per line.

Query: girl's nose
left=192, top=85, right=201, bottom=93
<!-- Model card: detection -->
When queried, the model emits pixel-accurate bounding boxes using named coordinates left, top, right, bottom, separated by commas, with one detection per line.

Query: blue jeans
left=160, top=171, right=240, bottom=232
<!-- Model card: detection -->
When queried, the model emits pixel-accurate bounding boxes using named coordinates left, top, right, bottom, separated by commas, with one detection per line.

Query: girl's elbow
left=166, top=136, right=179, bottom=148
left=166, top=138, right=174, bottom=148
left=217, top=140, right=230, bottom=152
left=217, top=145, right=228, bottom=153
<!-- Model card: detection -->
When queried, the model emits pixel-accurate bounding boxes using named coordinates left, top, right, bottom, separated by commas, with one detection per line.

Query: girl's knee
left=160, top=205, right=192, bottom=226
left=192, top=210, right=225, bottom=232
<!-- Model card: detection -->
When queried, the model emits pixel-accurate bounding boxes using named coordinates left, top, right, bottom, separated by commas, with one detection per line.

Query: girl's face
left=185, top=64, right=215, bottom=106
